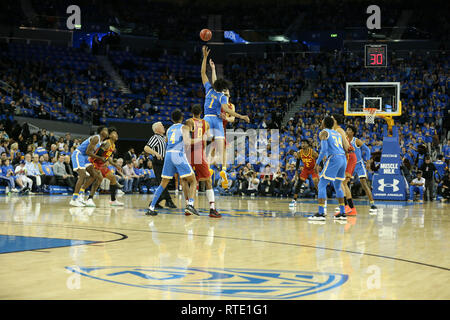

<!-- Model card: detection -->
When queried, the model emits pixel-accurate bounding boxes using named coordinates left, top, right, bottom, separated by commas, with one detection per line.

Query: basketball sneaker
left=289, top=200, right=297, bottom=207
left=145, top=208, right=158, bottom=216
left=347, top=207, right=357, bottom=216
left=308, top=213, right=326, bottom=221
left=418, top=199, right=424, bottom=204
left=334, top=213, right=347, bottom=220
left=116, top=189, right=125, bottom=197
left=84, top=198, right=96, bottom=207
left=110, top=200, right=124, bottom=206
left=70, top=199, right=85, bottom=207
left=334, top=206, right=351, bottom=216
left=186, top=205, right=200, bottom=216
left=369, top=205, right=378, bottom=214
left=209, top=208, right=221, bottom=218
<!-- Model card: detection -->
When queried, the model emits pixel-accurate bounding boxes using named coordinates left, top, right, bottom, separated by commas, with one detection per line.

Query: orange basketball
left=200, top=29, right=212, bottom=42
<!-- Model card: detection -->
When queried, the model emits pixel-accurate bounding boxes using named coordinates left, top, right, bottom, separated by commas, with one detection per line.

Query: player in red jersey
left=185, top=104, right=221, bottom=218
left=333, top=114, right=357, bottom=215
left=85, top=127, right=124, bottom=207
left=290, top=139, right=319, bottom=207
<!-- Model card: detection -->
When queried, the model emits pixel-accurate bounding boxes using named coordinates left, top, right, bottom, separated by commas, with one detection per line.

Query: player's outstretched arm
left=209, top=59, right=217, bottom=84
left=201, top=46, right=210, bottom=85
left=221, top=103, right=250, bottom=123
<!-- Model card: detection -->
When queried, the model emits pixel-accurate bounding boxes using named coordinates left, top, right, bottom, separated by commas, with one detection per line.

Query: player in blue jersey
left=145, top=109, right=199, bottom=216
left=309, top=116, right=348, bottom=222
left=346, top=124, right=378, bottom=214
left=70, top=126, right=109, bottom=207
left=201, top=46, right=250, bottom=188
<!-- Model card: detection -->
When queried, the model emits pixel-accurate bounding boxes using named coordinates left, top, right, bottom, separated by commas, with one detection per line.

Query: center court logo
left=377, top=179, right=400, bottom=192
left=65, top=266, right=348, bottom=299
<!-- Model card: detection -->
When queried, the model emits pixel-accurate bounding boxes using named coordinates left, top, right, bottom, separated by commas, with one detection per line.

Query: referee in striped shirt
left=144, top=122, right=176, bottom=208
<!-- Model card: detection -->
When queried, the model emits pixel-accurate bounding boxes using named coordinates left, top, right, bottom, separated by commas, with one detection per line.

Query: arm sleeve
left=316, top=140, right=328, bottom=165
left=361, top=143, right=371, bottom=161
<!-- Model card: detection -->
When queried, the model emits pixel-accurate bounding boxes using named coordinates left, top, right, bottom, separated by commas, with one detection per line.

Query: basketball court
left=1, top=193, right=448, bottom=300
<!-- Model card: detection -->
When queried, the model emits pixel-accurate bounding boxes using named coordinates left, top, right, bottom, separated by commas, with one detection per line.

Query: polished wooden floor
left=0, top=192, right=449, bottom=300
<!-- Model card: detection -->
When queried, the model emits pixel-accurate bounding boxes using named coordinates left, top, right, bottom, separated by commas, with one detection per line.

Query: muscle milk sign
left=372, top=135, right=406, bottom=200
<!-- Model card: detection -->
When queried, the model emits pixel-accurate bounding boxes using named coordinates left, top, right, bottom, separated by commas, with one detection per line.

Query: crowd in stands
left=0, top=40, right=448, bottom=202
left=0, top=121, right=159, bottom=195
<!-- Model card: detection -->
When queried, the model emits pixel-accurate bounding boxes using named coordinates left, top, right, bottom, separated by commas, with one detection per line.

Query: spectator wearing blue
left=34, top=145, right=47, bottom=157
left=0, top=159, right=20, bottom=193
left=434, top=155, right=447, bottom=180
left=408, top=171, right=425, bottom=203
left=39, top=155, right=56, bottom=187
left=444, top=140, right=450, bottom=161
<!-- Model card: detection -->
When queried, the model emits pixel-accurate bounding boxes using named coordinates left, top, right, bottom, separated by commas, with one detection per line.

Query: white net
left=364, top=108, right=378, bottom=124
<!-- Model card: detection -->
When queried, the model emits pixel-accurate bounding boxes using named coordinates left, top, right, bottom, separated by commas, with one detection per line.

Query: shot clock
left=365, top=44, right=387, bottom=67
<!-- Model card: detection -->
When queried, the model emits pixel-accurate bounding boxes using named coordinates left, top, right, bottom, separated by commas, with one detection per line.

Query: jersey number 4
left=170, top=132, right=176, bottom=144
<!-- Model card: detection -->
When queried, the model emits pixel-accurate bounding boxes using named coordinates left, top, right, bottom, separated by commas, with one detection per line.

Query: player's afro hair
left=213, top=78, right=232, bottom=92
left=108, top=126, right=117, bottom=134
left=347, top=124, right=357, bottom=135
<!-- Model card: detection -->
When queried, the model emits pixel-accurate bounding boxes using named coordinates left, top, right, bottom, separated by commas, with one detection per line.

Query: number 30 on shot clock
left=365, top=44, right=387, bottom=68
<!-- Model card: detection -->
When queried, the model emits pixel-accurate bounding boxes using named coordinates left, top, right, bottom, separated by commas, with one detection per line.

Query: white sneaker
left=110, top=200, right=124, bottom=206
left=78, top=195, right=87, bottom=205
left=11, top=188, right=19, bottom=193
left=85, top=198, right=96, bottom=207
left=289, top=200, right=297, bottom=207
left=116, top=189, right=125, bottom=197
left=70, top=199, right=85, bottom=207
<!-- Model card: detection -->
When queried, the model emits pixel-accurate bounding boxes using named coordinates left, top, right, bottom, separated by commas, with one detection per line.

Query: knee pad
left=333, top=180, right=345, bottom=198
left=318, top=178, right=330, bottom=199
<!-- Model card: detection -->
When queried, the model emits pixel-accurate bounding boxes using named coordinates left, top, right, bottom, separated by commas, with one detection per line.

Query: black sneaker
left=186, top=205, right=200, bottom=216
left=166, top=201, right=177, bottom=209
left=334, top=213, right=347, bottom=220
left=308, top=213, right=326, bottom=221
left=209, top=209, right=221, bottom=218
left=145, top=208, right=158, bottom=216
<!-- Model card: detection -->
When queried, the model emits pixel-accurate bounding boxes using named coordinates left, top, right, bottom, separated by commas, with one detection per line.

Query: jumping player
left=87, top=127, right=124, bottom=206
left=185, top=104, right=221, bottom=218
left=145, top=109, right=199, bottom=216
left=346, top=125, right=378, bottom=214
left=201, top=46, right=250, bottom=188
left=290, top=139, right=319, bottom=207
left=332, top=114, right=356, bottom=216
left=70, top=126, right=108, bottom=207
left=309, top=116, right=348, bottom=222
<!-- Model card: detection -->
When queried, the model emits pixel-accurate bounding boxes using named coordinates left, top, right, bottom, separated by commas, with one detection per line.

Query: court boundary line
left=1, top=221, right=448, bottom=272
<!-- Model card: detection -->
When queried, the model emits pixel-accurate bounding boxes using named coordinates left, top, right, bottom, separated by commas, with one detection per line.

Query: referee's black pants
left=151, top=161, right=173, bottom=206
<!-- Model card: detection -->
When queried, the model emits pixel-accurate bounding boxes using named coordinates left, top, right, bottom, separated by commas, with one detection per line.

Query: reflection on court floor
left=0, top=194, right=449, bottom=299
